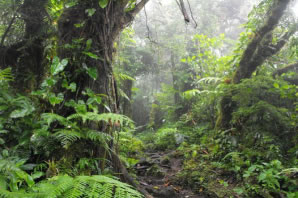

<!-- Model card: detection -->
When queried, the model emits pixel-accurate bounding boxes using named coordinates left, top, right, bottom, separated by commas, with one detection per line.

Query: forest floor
left=135, top=151, right=205, bottom=198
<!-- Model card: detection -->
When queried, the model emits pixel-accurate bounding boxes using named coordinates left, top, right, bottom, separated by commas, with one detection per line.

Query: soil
left=135, top=151, right=205, bottom=198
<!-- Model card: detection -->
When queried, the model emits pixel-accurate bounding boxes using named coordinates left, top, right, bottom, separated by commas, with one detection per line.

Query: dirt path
left=135, top=151, right=205, bottom=198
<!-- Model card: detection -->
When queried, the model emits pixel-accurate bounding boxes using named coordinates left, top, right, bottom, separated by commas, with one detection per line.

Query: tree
left=57, top=0, right=149, bottom=113
left=0, top=0, right=151, bottom=194
left=217, top=0, right=297, bottom=129
left=0, top=0, right=49, bottom=91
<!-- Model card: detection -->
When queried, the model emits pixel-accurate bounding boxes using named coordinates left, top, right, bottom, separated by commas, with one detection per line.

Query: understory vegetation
left=0, top=0, right=297, bottom=197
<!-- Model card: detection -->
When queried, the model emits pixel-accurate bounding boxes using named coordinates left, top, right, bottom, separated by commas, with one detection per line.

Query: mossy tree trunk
left=217, top=0, right=295, bottom=129
left=58, top=0, right=147, bottom=112
left=57, top=0, right=149, bottom=189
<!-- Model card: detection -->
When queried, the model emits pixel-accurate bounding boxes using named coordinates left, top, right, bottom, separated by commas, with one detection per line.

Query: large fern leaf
left=0, top=175, right=144, bottom=198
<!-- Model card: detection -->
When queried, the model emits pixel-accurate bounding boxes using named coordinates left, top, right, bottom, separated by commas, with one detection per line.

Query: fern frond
left=54, top=129, right=82, bottom=148
left=41, top=113, right=68, bottom=126
left=95, top=113, right=133, bottom=126
left=183, top=89, right=219, bottom=99
left=67, top=112, right=134, bottom=127
left=86, top=130, right=111, bottom=143
left=0, top=68, right=13, bottom=82
left=117, top=73, right=135, bottom=82
left=197, top=77, right=222, bottom=84
left=0, top=175, right=144, bottom=198
left=47, top=175, right=143, bottom=198
left=118, top=88, right=130, bottom=101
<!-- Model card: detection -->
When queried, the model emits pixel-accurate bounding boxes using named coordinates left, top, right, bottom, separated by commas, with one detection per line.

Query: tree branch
left=126, top=0, right=150, bottom=19
left=272, top=62, right=298, bottom=77
left=0, top=13, right=17, bottom=46
left=179, top=0, right=190, bottom=23
left=233, top=0, right=291, bottom=83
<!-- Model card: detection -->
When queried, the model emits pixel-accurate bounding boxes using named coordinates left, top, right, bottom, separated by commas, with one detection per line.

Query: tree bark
left=272, top=62, right=298, bottom=77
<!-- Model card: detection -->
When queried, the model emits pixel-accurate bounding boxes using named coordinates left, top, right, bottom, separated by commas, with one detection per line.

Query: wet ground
left=135, top=151, right=205, bottom=198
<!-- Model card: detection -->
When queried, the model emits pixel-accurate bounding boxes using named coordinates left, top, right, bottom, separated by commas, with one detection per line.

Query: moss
left=216, top=92, right=237, bottom=130
left=146, top=164, right=165, bottom=178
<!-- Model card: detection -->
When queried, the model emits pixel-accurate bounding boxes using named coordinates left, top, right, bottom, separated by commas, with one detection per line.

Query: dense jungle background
left=0, top=0, right=297, bottom=197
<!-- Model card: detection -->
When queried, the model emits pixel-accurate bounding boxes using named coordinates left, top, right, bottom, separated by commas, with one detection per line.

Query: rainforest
left=0, top=0, right=297, bottom=197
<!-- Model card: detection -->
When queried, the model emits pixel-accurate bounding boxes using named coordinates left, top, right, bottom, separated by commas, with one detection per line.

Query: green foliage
left=98, top=0, right=109, bottom=8
left=237, top=160, right=298, bottom=197
left=0, top=38, right=142, bottom=197
left=0, top=68, right=13, bottom=82
left=118, top=131, right=144, bottom=167
left=0, top=175, right=144, bottom=198
left=181, top=34, right=230, bottom=78
left=0, top=154, right=39, bottom=192
left=0, top=75, right=36, bottom=149
left=154, top=127, right=179, bottom=150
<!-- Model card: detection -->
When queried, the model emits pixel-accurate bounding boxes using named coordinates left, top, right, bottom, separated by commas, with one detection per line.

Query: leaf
left=83, top=52, right=101, bottom=60
left=69, top=83, right=77, bottom=92
left=51, top=57, right=68, bottom=75
left=86, top=8, right=96, bottom=16
left=233, top=188, right=244, bottom=194
left=87, top=67, right=98, bottom=80
left=10, top=109, right=28, bottom=118
left=0, top=138, right=4, bottom=145
left=49, top=93, right=64, bottom=106
left=20, top=164, right=36, bottom=171
left=10, top=101, right=35, bottom=118
left=31, top=172, right=44, bottom=180
left=0, top=176, right=7, bottom=190
left=86, top=39, right=92, bottom=50
left=273, top=82, right=279, bottom=88
left=99, top=0, right=109, bottom=8
left=181, top=58, right=186, bottom=63
left=65, top=0, right=78, bottom=8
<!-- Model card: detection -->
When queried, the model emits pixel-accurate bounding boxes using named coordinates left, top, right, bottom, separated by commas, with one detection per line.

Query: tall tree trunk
left=171, top=53, right=180, bottom=105
left=57, top=0, right=150, bottom=189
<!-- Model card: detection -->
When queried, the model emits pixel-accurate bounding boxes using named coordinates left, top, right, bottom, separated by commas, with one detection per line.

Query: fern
left=118, top=88, right=130, bottom=101
left=0, top=175, right=144, bottom=198
left=197, top=77, right=222, bottom=84
left=54, top=129, right=112, bottom=149
left=116, top=73, right=135, bottom=82
left=54, top=129, right=82, bottom=148
left=41, top=113, right=69, bottom=126
left=183, top=89, right=219, bottom=99
left=0, top=68, right=13, bottom=82
left=67, top=112, right=133, bottom=127
left=85, top=130, right=111, bottom=150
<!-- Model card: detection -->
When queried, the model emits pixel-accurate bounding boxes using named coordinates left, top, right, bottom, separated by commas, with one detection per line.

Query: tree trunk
left=57, top=0, right=150, bottom=188
left=0, top=0, right=49, bottom=92
left=122, top=79, right=133, bottom=117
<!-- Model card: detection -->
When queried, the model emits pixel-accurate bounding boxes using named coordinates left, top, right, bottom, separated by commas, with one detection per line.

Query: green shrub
left=154, top=127, right=179, bottom=150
